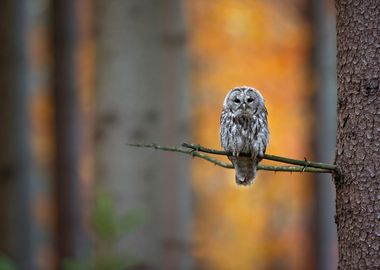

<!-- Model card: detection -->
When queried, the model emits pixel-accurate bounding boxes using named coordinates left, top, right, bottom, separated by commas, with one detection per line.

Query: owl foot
left=232, top=151, right=240, bottom=157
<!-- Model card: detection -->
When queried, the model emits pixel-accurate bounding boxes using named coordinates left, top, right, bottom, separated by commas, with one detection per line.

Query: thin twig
left=258, top=165, right=330, bottom=173
left=127, top=143, right=334, bottom=173
left=127, top=143, right=232, bottom=168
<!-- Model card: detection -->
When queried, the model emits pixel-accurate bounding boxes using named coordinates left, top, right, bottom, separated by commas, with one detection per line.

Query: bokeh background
left=0, top=0, right=338, bottom=269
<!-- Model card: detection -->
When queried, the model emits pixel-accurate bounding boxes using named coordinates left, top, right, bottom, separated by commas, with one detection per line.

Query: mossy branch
left=127, top=143, right=336, bottom=173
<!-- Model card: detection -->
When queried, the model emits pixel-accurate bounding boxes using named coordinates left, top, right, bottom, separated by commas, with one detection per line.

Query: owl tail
left=229, top=156, right=258, bottom=186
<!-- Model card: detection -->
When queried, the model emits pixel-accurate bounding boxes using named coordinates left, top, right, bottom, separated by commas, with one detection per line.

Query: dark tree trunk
left=0, top=1, right=36, bottom=269
left=310, top=0, right=338, bottom=269
left=334, top=1, right=380, bottom=269
left=52, top=0, right=86, bottom=266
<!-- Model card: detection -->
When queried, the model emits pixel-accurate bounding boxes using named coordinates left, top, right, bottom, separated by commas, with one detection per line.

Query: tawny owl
left=220, top=86, right=269, bottom=185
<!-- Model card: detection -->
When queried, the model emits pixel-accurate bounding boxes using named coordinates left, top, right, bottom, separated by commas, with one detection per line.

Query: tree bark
left=0, top=0, right=36, bottom=269
left=52, top=0, right=86, bottom=265
left=310, top=0, right=338, bottom=269
left=94, top=0, right=191, bottom=269
left=334, top=1, right=380, bottom=269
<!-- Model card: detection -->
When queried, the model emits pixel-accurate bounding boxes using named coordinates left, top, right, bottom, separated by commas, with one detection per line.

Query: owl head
left=223, top=86, right=265, bottom=117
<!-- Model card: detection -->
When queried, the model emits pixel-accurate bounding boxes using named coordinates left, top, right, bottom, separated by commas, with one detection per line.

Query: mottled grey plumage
left=220, top=86, right=269, bottom=185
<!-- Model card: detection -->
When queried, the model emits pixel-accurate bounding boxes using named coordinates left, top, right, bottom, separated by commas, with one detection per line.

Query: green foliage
left=62, top=257, right=134, bottom=270
left=62, top=259, right=89, bottom=270
left=0, top=255, right=16, bottom=270
left=92, top=192, right=147, bottom=241
left=63, top=190, right=147, bottom=270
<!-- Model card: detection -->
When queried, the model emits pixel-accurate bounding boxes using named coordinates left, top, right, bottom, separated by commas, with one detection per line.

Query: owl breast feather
left=220, top=112, right=262, bottom=156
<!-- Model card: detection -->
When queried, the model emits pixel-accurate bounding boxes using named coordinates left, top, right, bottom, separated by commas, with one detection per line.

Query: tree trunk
left=52, top=0, right=86, bottom=265
left=0, top=0, right=36, bottom=269
left=334, top=1, right=380, bottom=269
left=310, top=0, right=338, bottom=269
left=94, top=0, right=191, bottom=268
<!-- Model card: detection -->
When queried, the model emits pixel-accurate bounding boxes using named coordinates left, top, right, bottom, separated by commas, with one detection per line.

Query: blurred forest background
left=0, top=0, right=338, bottom=269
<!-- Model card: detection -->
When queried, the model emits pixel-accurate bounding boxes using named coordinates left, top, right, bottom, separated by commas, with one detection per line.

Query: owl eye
left=247, top=98, right=254, bottom=103
left=233, top=98, right=241, bottom=104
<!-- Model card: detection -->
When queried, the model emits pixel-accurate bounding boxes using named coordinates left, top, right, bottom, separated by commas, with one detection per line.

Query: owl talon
left=231, top=151, right=239, bottom=157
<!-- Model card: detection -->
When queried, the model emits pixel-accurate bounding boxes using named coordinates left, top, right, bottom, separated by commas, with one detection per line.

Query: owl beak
left=242, top=103, right=247, bottom=110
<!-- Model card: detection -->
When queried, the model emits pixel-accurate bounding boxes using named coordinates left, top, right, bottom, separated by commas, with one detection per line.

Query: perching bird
left=220, top=86, right=269, bottom=185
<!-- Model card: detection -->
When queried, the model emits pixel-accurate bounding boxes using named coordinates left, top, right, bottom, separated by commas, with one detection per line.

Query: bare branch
left=181, top=143, right=336, bottom=170
left=127, top=143, right=334, bottom=173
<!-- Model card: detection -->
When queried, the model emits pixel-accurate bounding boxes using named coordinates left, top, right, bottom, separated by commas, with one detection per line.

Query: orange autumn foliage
left=187, top=0, right=314, bottom=269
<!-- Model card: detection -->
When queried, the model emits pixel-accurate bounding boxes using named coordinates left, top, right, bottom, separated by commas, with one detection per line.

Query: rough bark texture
left=335, top=1, right=380, bottom=269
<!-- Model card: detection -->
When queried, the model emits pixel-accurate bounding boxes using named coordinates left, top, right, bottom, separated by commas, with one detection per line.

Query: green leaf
left=0, top=255, right=16, bottom=270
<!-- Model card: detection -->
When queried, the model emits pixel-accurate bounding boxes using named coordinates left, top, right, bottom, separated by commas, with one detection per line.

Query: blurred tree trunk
left=0, top=0, right=36, bottom=269
left=334, top=1, right=380, bottom=269
left=94, top=0, right=191, bottom=269
left=52, top=0, right=86, bottom=266
left=309, top=0, right=338, bottom=269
